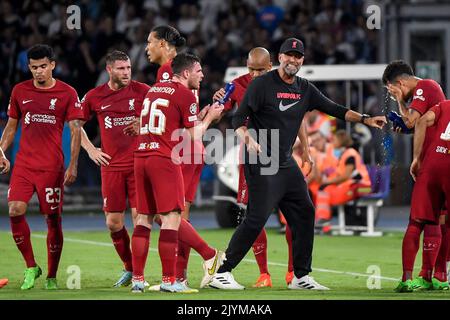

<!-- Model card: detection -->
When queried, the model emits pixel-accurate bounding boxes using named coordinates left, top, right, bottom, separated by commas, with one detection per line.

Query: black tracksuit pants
left=218, top=162, right=316, bottom=278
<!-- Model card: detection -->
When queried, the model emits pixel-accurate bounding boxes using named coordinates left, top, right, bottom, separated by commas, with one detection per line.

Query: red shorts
left=8, top=166, right=64, bottom=215
left=101, top=169, right=136, bottom=212
left=237, top=163, right=248, bottom=205
left=181, top=162, right=204, bottom=203
left=410, top=168, right=450, bottom=224
left=134, top=156, right=185, bottom=215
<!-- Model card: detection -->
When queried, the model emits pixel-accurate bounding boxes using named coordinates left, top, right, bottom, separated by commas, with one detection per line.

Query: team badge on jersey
left=129, top=99, right=135, bottom=111
left=162, top=72, right=170, bottom=81
left=49, top=98, right=57, bottom=110
left=413, top=89, right=425, bottom=101
left=189, top=103, right=197, bottom=115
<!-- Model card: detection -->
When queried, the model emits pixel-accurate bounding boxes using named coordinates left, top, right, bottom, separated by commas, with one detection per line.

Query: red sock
left=111, top=227, right=132, bottom=272
left=131, top=225, right=150, bottom=280
left=176, top=220, right=192, bottom=281
left=402, top=220, right=424, bottom=281
left=434, top=224, right=448, bottom=282
left=285, top=224, right=293, bottom=273
left=46, top=215, right=63, bottom=278
left=159, top=229, right=178, bottom=284
left=178, top=219, right=215, bottom=260
left=176, top=241, right=191, bottom=281
left=252, top=228, right=269, bottom=274
left=10, top=215, right=36, bottom=268
left=419, top=224, right=441, bottom=281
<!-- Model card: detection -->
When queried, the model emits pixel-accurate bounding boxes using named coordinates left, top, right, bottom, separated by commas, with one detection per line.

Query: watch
left=360, top=114, right=370, bottom=124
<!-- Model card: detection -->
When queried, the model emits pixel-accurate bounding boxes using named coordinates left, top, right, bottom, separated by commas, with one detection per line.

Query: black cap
left=279, top=38, right=304, bottom=56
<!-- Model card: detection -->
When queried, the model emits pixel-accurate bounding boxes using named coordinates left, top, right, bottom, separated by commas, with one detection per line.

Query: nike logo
left=50, top=205, right=59, bottom=210
left=208, top=254, right=219, bottom=276
left=101, top=105, right=111, bottom=110
left=279, top=100, right=299, bottom=111
left=23, top=100, right=33, bottom=104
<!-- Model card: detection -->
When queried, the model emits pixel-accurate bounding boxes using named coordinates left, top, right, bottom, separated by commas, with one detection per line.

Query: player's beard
left=188, top=78, right=200, bottom=90
left=283, top=63, right=300, bottom=77
left=113, top=76, right=128, bottom=89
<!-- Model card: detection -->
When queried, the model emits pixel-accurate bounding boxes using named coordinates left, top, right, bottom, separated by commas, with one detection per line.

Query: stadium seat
left=335, top=165, right=391, bottom=237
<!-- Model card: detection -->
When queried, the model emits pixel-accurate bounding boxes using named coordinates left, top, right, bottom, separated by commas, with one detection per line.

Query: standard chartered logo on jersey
left=24, top=112, right=56, bottom=125
left=104, top=116, right=112, bottom=129
left=104, top=115, right=134, bottom=129
left=171, top=128, right=280, bottom=175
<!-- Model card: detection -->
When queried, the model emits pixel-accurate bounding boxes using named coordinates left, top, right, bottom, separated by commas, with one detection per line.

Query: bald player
left=214, top=47, right=299, bottom=288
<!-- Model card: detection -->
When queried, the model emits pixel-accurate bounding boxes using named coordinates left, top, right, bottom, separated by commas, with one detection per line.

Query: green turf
left=0, top=229, right=448, bottom=300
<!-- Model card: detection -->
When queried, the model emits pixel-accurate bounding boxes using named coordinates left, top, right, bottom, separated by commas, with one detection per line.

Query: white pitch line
left=31, top=234, right=399, bottom=282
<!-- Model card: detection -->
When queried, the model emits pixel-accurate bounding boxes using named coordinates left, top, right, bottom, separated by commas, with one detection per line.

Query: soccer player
left=382, top=60, right=449, bottom=290
left=409, top=100, right=450, bottom=291
left=143, top=25, right=223, bottom=289
left=0, top=44, right=83, bottom=290
left=213, top=47, right=294, bottom=287
left=131, top=53, right=224, bottom=293
left=79, top=51, right=150, bottom=287
left=208, top=38, right=386, bottom=290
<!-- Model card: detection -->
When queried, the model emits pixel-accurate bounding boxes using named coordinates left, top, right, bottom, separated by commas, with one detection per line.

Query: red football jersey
left=223, top=73, right=252, bottom=112
left=409, top=79, right=446, bottom=160
left=8, top=79, right=83, bottom=172
left=156, top=60, right=173, bottom=83
left=136, top=81, right=199, bottom=163
left=421, top=101, right=450, bottom=167
left=81, top=80, right=150, bottom=171
left=155, top=60, right=202, bottom=156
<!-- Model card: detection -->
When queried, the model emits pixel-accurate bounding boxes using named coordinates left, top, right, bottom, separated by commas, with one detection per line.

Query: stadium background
left=0, top=0, right=449, bottom=215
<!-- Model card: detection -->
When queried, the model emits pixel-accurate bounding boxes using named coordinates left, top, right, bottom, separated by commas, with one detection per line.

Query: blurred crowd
left=0, top=0, right=382, bottom=187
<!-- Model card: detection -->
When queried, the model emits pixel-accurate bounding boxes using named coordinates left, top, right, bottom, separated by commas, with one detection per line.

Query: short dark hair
left=105, top=50, right=130, bottom=65
left=151, top=25, right=186, bottom=48
left=171, top=53, right=201, bottom=75
left=382, top=60, right=414, bottom=85
left=27, top=44, right=55, bottom=62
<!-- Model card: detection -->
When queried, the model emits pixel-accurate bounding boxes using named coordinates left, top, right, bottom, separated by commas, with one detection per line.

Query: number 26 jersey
left=135, top=81, right=199, bottom=163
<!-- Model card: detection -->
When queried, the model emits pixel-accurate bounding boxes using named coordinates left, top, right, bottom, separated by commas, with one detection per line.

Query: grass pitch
left=0, top=228, right=448, bottom=300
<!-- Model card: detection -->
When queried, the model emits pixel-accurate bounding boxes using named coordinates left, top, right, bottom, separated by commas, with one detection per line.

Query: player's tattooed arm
left=410, top=110, right=436, bottom=180
left=79, top=120, right=111, bottom=166
left=64, top=119, right=82, bottom=185
left=387, top=84, right=408, bottom=117
left=0, top=118, right=19, bottom=174
left=386, top=84, right=420, bottom=131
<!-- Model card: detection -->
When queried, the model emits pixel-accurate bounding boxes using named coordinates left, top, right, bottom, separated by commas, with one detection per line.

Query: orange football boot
left=285, top=271, right=294, bottom=285
left=0, top=279, right=8, bottom=288
left=252, top=273, right=272, bottom=288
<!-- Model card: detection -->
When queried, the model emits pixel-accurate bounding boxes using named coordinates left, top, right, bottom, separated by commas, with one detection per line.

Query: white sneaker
left=208, top=272, right=245, bottom=290
left=288, top=275, right=330, bottom=290
left=160, top=281, right=198, bottom=293
left=147, top=284, right=161, bottom=291
left=200, top=250, right=226, bottom=288
left=177, top=280, right=199, bottom=293
left=131, top=280, right=145, bottom=293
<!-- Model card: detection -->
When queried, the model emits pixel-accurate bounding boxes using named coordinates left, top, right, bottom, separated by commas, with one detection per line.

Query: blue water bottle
left=218, top=82, right=235, bottom=104
left=387, top=111, right=412, bottom=134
